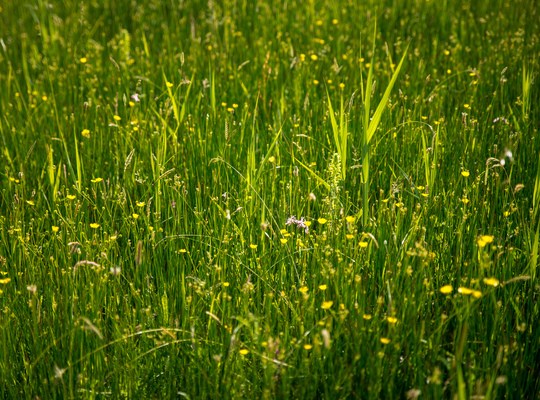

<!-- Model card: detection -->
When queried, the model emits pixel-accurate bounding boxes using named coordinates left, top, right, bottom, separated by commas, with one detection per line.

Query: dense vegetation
left=0, top=0, right=539, bottom=398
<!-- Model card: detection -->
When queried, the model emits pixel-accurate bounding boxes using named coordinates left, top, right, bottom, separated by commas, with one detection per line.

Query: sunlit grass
left=0, top=0, right=539, bottom=398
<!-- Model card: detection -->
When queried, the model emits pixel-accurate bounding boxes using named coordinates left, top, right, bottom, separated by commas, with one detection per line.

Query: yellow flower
left=310, top=54, right=318, bottom=61
left=239, top=349, right=249, bottom=355
left=317, top=218, right=328, bottom=225
left=458, top=287, right=473, bottom=295
left=346, top=234, right=354, bottom=240
left=0, top=278, right=11, bottom=284
left=91, top=177, right=103, bottom=183
left=52, top=226, right=60, bottom=233
left=280, top=238, right=288, bottom=244
left=477, top=235, right=494, bottom=248
left=113, top=115, right=121, bottom=121
left=380, top=337, right=391, bottom=345
left=363, top=314, right=372, bottom=320
left=299, top=286, right=309, bottom=294
left=79, top=57, right=87, bottom=63
left=472, top=290, right=482, bottom=298
left=136, top=201, right=145, bottom=207
left=81, top=129, right=90, bottom=138
left=359, top=241, right=368, bottom=248
left=318, top=284, right=327, bottom=291
left=303, top=344, right=313, bottom=350
left=166, top=82, right=174, bottom=88
left=439, top=285, right=453, bottom=294
left=461, top=170, right=470, bottom=177
left=249, top=243, right=258, bottom=250
left=345, top=216, right=356, bottom=223
left=386, top=316, right=398, bottom=324
left=483, top=277, right=500, bottom=287
left=26, top=200, right=35, bottom=206
left=132, top=213, right=139, bottom=219
left=321, top=300, right=333, bottom=309
left=66, top=194, right=76, bottom=200
left=89, top=223, right=100, bottom=229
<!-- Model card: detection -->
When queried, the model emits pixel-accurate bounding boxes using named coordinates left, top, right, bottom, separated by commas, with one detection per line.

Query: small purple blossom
left=286, top=215, right=309, bottom=233
left=131, top=93, right=140, bottom=102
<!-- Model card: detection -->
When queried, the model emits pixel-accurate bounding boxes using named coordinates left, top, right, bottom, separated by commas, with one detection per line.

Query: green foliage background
left=0, top=0, right=539, bottom=398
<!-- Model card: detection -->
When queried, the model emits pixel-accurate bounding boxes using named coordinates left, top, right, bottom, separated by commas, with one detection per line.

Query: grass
left=0, top=0, right=539, bottom=398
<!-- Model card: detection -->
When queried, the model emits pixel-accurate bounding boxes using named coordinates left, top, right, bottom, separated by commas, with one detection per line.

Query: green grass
left=0, top=0, right=539, bottom=398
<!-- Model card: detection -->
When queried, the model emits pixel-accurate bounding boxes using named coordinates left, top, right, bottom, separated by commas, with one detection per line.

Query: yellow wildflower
left=321, top=301, right=333, bottom=310
left=483, top=277, right=500, bottom=287
left=439, top=285, right=453, bottom=294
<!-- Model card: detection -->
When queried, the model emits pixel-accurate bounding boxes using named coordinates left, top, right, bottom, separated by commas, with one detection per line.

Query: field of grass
left=0, top=0, right=539, bottom=398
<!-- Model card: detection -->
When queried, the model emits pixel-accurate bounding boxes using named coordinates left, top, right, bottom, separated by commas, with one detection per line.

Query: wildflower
left=472, top=290, right=482, bottom=298
left=299, top=286, right=309, bottom=294
left=483, top=277, right=500, bottom=287
left=345, top=216, right=355, bottom=223
left=477, top=235, right=494, bottom=248
left=89, top=223, right=100, bottom=229
left=79, top=57, right=87, bottom=63
left=321, top=300, right=333, bottom=309
left=27, top=285, right=37, bottom=293
left=132, top=213, right=139, bottom=219
left=359, top=241, right=368, bottom=248
left=318, top=284, right=327, bottom=291
left=280, top=238, right=288, bottom=244
left=249, top=243, right=258, bottom=250
left=387, top=316, right=398, bottom=324
left=303, top=344, right=313, bottom=350
left=91, top=177, right=103, bottom=183
left=26, top=200, right=35, bottom=206
left=380, top=337, right=391, bottom=345
left=310, top=54, right=318, bottom=61
left=461, top=170, right=470, bottom=177
left=131, top=93, right=140, bottom=102
left=109, top=266, right=121, bottom=276
left=66, top=194, right=76, bottom=200
left=239, top=349, right=249, bottom=355
left=458, top=287, right=473, bottom=295
left=223, top=282, right=230, bottom=287
left=286, top=216, right=309, bottom=233
left=346, top=234, right=354, bottom=240
left=136, top=201, right=145, bottom=207
left=439, top=285, right=453, bottom=294
left=81, top=129, right=90, bottom=138
left=363, top=314, right=372, bottom=320
left=166, top=82, right=174, bottom=88
left=0, top=278, right=11, bottom=284
left=317, top=218, right=328, bottom=224
left=52, top=226, right=60, bottom=233
left=113, top=115, right=121, bottom=121
left=178, top=249, right=187, bottom=254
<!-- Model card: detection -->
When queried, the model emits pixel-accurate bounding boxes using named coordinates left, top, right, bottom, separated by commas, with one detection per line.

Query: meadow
left=0, top=0, right=539, bottom=398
